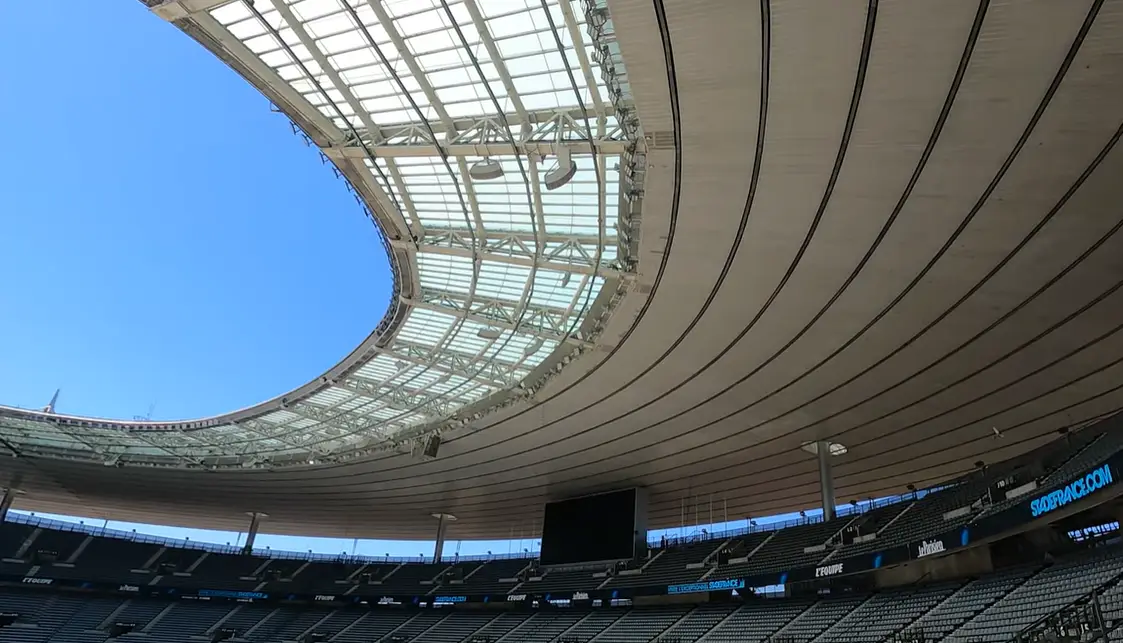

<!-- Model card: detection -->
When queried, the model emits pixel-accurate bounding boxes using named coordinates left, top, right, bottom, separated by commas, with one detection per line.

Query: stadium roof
left=0, top=0, right=640, bottom=468
left=4, top=0, right=1123, bottom=540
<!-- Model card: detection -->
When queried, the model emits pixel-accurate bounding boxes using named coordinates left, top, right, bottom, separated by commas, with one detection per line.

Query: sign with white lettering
left=815, top=563, right=844, bottom=578
left=314, top=595, right=336, bottom=602
left=118, top=584, right=140, bottom=593
left=916, top=539, right=947, bottom=559
left=21, top=577, right=52, bottom=585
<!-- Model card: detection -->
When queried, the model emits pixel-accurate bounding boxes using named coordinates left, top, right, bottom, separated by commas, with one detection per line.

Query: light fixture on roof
left=478, top=327, right=503, bottom=340
left=469, top=157, right=504, bottom=181
left=800, top=441, right=848, bottom=457
left=524, top=338, right=545, bottom=356
left=544, top=146, right=577, bottom=191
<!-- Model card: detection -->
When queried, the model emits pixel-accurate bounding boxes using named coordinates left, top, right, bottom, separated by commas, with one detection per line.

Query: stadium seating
left=454, top=558, right=529, bottom=594
left=0, top=422, right=1119, bottom=643
left=3, top=539, right=1123, bottom=643
left=942, top=547, right=1123, bottom=642
left=523, top=569, right=602, bottom=593
left=898, top=566, right=1039, bottom=641
left=606, top=539, right=723, bottom=589
left=0, top=418, right=1114, bottom=605
left=656, top=603, right=737, bottom=643
left=820, top=583, right=958, bottom=643
left=503, top=610, right=588, bottom=643
left=773, top=594, right=869, bottom=642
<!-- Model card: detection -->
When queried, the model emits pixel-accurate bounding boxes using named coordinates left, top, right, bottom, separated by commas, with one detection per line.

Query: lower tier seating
left=2, top=542, right=1123, bottom=643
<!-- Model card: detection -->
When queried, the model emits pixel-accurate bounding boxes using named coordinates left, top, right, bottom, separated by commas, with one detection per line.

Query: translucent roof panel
left=0, top=0, right=642, bottom=468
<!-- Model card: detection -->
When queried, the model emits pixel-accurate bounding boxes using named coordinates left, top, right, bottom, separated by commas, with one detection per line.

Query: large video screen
left=540, top=489, right=641, bottom=566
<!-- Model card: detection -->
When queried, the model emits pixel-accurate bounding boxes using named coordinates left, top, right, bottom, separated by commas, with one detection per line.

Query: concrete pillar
left=817, top=441, right=836, bottom=521
left=431, top=513, right=456, bottom=562
left=0, top=489, right=12, bottom=523
left=243, top=512, right=266, bottom=555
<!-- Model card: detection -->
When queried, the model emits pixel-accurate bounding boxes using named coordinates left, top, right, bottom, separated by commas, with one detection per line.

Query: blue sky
left=0, top=1, right=836, bottom=559
left=0, top=1, right=389, bottom=421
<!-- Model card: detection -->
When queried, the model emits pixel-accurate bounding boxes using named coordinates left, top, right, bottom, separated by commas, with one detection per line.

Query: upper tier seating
left=606, top=539, right=722, bottom=589
left=523, top=568, right=603, bottom=593
left=452, top=558, right=528, bottom=594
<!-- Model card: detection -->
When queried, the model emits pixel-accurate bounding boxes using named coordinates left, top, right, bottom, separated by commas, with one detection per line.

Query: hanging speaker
left=423, top=434, right=441, bottom=459
left=544, top=147, right=577, bottom=190
left=469, top=158, right=504, bottom=181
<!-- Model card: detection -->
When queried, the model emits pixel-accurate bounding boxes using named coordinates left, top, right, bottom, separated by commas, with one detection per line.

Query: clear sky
left=0, top=1, right=389, bottom=421
left=0, top=1, right=849, bottom=560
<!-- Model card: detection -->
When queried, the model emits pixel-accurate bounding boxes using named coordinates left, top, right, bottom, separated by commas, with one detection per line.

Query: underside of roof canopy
left=6, top=0, right=1123, bottom=541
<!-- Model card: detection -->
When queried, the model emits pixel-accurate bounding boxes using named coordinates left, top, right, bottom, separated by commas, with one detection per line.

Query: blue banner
left=667, top=578, right=745, bottom=594
left=1029, top=463, right=1115, bottom=518
left=197, top=589, right=268, bottom=600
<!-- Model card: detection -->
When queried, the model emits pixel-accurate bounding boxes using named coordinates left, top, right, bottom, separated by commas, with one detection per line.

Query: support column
left=243, top=512, right=266, bottom=555
left=817, top=441, right=836, bottom=522
left=0, top=489, right=13, bottom=523
left=431, top=513, right=456, bottom=563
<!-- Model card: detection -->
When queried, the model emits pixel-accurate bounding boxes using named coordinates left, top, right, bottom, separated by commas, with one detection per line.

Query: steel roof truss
left=342, top=111, right=626, bottom=158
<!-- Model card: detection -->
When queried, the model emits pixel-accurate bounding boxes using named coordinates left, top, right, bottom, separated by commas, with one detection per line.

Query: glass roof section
left=0, top=0, right=644, bottom=469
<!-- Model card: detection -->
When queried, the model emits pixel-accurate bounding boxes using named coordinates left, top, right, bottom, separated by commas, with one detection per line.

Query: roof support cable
left=249, top=0, right=495, bottom=443
left=340, top=0, right=482, bottom=367
left=536, top=0, right=607, bottom=343
left=435, top=0, right=546, bottom=342
left=288, top=0, right=610, bottom=453
left=243, top=0, right=539, bottom=450
left=242, top=1, right=405, bottom=225
left=254, top=0, right=542, bottom=449
left=290, top=0, right=592, bottom=451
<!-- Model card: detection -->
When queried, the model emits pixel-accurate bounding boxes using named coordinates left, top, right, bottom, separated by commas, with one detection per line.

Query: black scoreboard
left=540, top=488, right=647, bottom=566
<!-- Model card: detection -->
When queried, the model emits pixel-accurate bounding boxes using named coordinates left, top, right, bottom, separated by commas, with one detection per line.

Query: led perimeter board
left=540, top=488, right=648, bottom=566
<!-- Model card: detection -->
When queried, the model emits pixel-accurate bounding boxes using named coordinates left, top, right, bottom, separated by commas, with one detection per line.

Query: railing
left=886, top=630, right=931, bottom=643
left=1008, top=564, right=1123, bottom=643
left=1, top=422, right=1099, bottom=567
left=2, top=486, right=943, bottom=566
left=1012, top=595, right=1105, bottom=643
left=649, top=488, right=940, bottom=549
left=1, top=512, right=529, bottom=565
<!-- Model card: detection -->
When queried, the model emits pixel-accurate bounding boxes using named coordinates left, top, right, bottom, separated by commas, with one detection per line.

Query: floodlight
left=524, top=338, right=545, bottom=355
left=477, top=327, right=502, bottom=339
left=469, top=158, right=504, bottom=181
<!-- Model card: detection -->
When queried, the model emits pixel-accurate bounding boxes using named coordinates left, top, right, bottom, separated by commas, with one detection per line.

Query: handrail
left=651, top=489, right=938, bottom=549
left=1008, top=559, right=1123, bottom=643
left=0, top=512, right=528, bottom=564
left=5, top=419, right=1116, bottom=566
left=0, top=484, right=957, bottom=565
